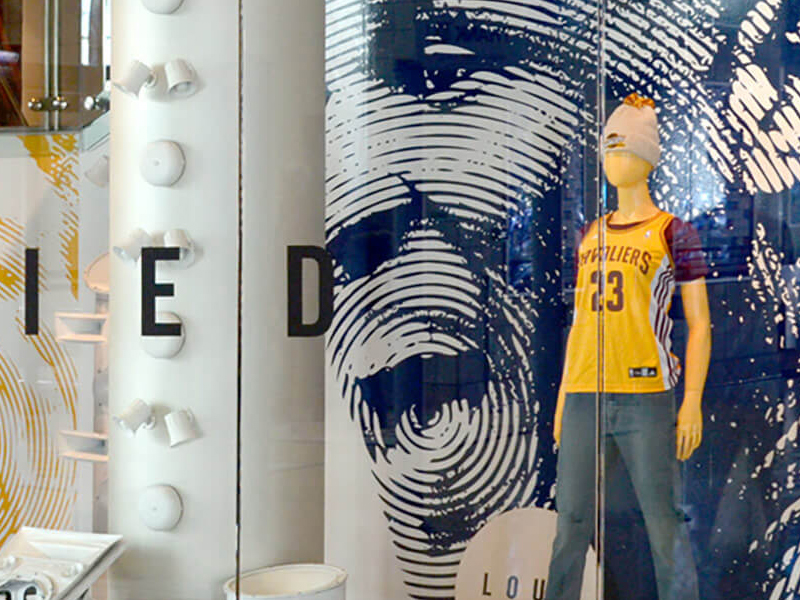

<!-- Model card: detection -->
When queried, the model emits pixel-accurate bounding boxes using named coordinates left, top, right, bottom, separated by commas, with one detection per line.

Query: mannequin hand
left=554, top=406, right=563, bottom=447
left=676, top=394, right=702, bottom=461
left=554, top=387, right=565, bottom=447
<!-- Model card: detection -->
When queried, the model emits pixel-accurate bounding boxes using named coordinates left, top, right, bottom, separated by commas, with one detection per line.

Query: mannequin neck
left=611, top=178, right=659, bottom=223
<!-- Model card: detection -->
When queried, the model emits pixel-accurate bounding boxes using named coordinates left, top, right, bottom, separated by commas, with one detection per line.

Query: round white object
left=224, top=565, right=347, bottom=600
left=140, top=0, right=184, bottom=14
left=139, top=485, right=183, bottom=531
left=141, top=311, right=185, bottom=358
left=83, top=252, right=110, bottom=294
left=140, top=140, right=185, bottom=186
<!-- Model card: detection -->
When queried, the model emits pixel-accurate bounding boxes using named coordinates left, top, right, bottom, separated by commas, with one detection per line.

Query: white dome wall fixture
left=141, top=311, right=185, bottom=358
left=140, top=140, right=186, bottom=186
left=138, top=485, right=183, bottom=531
left=141, top=0, right=184, bottom=15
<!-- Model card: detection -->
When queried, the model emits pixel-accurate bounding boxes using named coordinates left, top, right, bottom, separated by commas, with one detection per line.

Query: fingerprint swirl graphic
left=329, top=234, right=541, bottom=597
left=603, top=0, right=800, bottom=207
left=325, top=2, right=594, bottom=597
left=0, top=143, right=80, bottom=547
left=0, top=320, right=78, bottom=547
left=327, top=2, right=800, bottom=599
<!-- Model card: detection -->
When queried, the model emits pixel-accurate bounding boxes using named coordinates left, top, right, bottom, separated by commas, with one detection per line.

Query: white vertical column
left=109, top=0, right=327, bottom=598
left=108, top=0, right=239, bottom=598
left=240, top=0, right=326, bottom=569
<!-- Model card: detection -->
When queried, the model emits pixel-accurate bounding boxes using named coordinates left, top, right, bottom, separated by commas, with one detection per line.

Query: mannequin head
left=602, top=93, right=660, bottom=190
left=603, top=151, right=653, bottom=188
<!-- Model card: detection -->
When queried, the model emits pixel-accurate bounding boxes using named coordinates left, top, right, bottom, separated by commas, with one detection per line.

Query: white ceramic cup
left=113, top=60, right=155, bottom=97
left=85, top=155, right=109, bottom=187
left=164, top=59, right=197, bottom=97
left=114, top=399, right=155, bottom=437
left=163, top=228, right=196, bottom=267
left=113, top=228, right=152, bottom=263
left=164, top=409, right=199, bottom=447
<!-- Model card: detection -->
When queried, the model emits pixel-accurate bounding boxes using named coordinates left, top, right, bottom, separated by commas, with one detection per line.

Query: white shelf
left=55, top=312, right=108, bottom=344
left=59, top=430, right=108, bottom=462
left=57, top=333, right=107, bottom=344
left=60, top=450, right=109, bottom=463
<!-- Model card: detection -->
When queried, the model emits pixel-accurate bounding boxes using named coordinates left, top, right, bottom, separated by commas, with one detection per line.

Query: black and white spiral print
left=326, top=2, right=594, bottom=597
left=325, top=1, right=800, bottom=599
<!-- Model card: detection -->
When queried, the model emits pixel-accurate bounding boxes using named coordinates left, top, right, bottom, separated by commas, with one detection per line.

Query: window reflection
left=0, top=1, right=23, bottom=126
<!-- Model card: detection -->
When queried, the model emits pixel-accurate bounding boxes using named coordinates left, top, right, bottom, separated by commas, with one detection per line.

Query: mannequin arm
left=677, top=278, right=711, bottom=461
left=553, top=329, right=573, bottom=447
left=554, top=381, right=566, bottom=447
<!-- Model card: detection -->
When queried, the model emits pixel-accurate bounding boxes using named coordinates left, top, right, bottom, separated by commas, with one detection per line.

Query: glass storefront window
left=0, top=0, right=108, bottom=130
left=2, top=1, right=800, bottom=600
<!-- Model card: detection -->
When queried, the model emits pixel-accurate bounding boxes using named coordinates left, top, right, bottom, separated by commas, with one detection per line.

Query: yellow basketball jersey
left=563, top=211, right=680, bottom=393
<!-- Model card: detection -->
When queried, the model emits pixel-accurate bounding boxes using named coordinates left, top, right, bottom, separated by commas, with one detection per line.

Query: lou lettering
left=506, top=576, right=519, bottom=599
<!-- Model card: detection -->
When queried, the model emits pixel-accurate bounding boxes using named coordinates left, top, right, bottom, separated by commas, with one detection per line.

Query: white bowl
left=223, top=564, right=347, bottom=600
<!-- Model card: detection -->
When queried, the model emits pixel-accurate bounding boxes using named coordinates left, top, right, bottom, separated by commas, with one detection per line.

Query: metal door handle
left=27, top=96, right=68, bottom=111
left=51, top=96, right=68, bottom=111
left=83, top=92, right=110, bottom=111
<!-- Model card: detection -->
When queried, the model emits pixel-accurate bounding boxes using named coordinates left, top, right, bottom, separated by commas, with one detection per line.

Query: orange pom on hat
left=603, top=93, right=660, bottom=167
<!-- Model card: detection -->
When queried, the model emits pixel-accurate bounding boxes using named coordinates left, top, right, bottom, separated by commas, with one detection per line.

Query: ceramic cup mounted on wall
left=85, top=155, right=110, bottom=188
left=164, top=59, right=198, bottom=98
left=113, top=228, right=153, bottom=263
left=163, top=228, right=196, bottom=268
left=113, top=60, right=157, bottom=98
left=141, top=0, right=184, bottom=14
left=113, top=399, right=156, bottom=437
left=164, top=409, right=199, bottom=447
left=140, top=140, right=186, bottom=186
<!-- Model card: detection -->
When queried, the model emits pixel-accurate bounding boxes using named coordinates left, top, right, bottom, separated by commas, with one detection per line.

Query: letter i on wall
left=25, top=248, right=38, bottom=335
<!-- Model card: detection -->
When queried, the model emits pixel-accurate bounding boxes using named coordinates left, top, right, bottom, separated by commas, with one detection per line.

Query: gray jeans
left=545, top=391, right=699, bottom=600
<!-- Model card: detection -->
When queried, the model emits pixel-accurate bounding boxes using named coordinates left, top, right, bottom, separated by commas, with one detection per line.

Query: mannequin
left=545, top=94, right=711, bottom=600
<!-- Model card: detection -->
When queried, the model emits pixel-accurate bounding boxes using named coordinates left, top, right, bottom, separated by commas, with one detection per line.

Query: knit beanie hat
left=603, top=93, right=661, bottom=167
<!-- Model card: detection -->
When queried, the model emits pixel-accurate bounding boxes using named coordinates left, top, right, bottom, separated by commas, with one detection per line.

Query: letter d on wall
left=287, top=246, right=333, bottom=337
